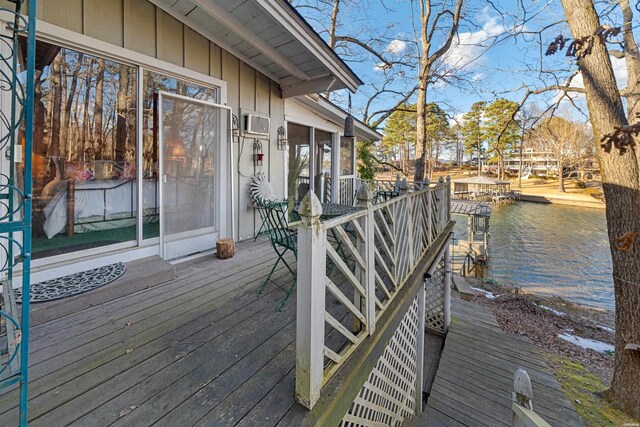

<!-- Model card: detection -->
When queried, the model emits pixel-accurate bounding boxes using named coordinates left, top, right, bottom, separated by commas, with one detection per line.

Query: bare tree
left=413, top=0, right=463, bottom=182
left=61, top=52, right=83, bottom=161
left=93, top=58, right=105, bottom=159
left=494, top=0, right=640, bottom=415
left=80, top=57, right=95, bottom=161
left=49, top=54, right=63, bottom=160
left=115, top=65, right=129, bottom=162
left=560, top=1, right=640, bottom=416
left=529, top=115, right=592, bottom=192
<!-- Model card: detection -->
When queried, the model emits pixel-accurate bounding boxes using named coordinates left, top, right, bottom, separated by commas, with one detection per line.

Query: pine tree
left=483, top=98, right=520, bottom=179
left=461, top=101, right=486, bottom=175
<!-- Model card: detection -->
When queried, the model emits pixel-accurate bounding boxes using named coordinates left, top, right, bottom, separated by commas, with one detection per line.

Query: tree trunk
left=49, top=55, right=63, bottom=160
left=558, top=160, right=565, bottom=192
left=115, top=65, right=129, bottom=162
left=620, top=0, right=640, bottom=124
left=328, top=0, right=340, bottom=49
left=62, top=53, right=82, bottom=161
left=477, top=137, right=481, bottom=175
left=414, top=73, right=428, bottom=182
left=562, top=0, right=640, bottom=417
left=80, top=58, right=94, bottom=161
left=93, top=59, right=105, bottom=158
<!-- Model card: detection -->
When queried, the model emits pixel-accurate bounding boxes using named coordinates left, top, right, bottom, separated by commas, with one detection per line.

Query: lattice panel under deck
left=425, top=258, right=446, bottom=333
left=340, top=295, right=420, bottom=427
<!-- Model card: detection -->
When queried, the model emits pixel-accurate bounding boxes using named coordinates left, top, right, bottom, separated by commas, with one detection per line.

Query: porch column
left=309, top=126, right=316, bottom=192
left=331, top=132, right=340, bottom=203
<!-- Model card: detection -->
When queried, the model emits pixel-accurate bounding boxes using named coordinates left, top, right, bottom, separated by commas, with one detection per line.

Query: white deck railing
left=295, top=177, right=451, bottom=409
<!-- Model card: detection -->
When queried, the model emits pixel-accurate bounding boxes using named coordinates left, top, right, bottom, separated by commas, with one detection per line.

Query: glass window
left=340, top=137, right=354, bottom=175
left=141, top=70, right=217, bottom=239
left=315, top=129, right=332, bottom=176
left=21, top=39, right=138, bottom=259
left=287, top=123, right=310, bottom=203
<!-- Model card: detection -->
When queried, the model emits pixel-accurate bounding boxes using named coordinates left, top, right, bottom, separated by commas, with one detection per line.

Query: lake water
left=454, top=202, right=614, bottom=310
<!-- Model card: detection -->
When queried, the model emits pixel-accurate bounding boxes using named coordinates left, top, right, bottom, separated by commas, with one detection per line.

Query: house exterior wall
left=8, top=0, right=285, bottom=243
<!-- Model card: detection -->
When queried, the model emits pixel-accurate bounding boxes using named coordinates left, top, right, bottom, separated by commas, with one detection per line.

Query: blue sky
left=293, top=0, right=631, bottom=127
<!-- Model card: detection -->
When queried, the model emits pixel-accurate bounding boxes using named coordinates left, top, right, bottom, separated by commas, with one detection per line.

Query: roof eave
left=295, top=95, right=382, bottom=142
left=256, top=0, right=363, bottom=93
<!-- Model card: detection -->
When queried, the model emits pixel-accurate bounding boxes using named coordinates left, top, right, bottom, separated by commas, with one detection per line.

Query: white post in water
left=296, top=191, right=326, bottom=410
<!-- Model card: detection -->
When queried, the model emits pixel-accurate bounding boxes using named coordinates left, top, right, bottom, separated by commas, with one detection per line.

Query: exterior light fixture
left=344, top=93, right=355, bottom=138
left=232, top=114, right=240, bottom=139
left=277, top=125, right=288, bottom=151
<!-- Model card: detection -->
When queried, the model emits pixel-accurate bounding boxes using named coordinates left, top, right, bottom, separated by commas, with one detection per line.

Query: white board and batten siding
left=13, top=0, right=286, bottom=242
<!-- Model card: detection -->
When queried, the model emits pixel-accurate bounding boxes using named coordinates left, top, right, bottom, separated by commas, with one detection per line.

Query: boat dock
left=451, top=200, right=492, bottom=277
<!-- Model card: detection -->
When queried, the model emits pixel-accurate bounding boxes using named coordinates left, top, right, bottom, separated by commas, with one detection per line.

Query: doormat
left=15, top=262, right=126, bottom=303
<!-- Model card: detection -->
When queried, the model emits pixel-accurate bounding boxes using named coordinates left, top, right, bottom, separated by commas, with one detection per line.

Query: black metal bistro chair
left=256, top=200, right=297, bottom=311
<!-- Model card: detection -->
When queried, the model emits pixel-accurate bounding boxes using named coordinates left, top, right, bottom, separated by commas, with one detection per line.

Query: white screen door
left=158, top=92, right=231, bottom=260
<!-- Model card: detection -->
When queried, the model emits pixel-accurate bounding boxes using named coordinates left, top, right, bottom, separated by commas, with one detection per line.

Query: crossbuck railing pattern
left=295, top=177, right=451, bottom=409
left=340, top=293, right=420, bottom=426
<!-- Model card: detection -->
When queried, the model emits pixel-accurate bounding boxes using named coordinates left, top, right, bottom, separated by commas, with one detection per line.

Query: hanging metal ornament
left=344, top=93, right=355, bottom=138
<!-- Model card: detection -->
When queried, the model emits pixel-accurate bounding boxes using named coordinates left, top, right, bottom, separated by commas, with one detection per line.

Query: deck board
left=424, top=298, right=584, bottom=426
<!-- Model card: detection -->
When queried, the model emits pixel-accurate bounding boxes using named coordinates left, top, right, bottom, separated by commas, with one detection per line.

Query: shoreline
left=464, top=280, right=640, bottom=426
left=466, top=277, right=615, bottom=382
left=519, top=193, right=605, bottom=209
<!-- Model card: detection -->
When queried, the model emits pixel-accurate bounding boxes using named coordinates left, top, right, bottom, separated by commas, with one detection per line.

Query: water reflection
left=454, top=202, right=614, bottom=310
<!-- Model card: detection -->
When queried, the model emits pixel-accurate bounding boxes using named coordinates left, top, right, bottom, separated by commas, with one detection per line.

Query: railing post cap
left=422, top=178, right=429, bottom=185
left=356, top=182, right=373, bottom=201
left=438, top=176, right=444, bottom=184
left=513, top=368, right=533, bottom=410
left=398, top=178, right=408, bottom=190
left=299, top=190, right=323, bottom=226
left=446, top=175, right=451, bottom=182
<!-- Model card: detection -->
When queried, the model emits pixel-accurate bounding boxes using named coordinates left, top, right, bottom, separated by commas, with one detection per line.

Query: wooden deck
left=0, top=238, right=321, bottom=426
left=424, top=298, right=584, bottom=426
left=0, top=237, right=585, bottom=427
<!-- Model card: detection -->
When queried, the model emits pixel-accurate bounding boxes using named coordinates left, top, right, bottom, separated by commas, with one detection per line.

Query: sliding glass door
left=158, top=92, right=231, bottom=260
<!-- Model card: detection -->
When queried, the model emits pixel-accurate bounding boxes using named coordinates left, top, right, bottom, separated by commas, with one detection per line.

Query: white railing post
left=438, top=177, right=445, bottom=233
left=426, top=179, right=432, bottom=244
left=406, top=190, right=415, bottom=267
left=444, top=243, right=452, bottom=330
left=399, top=177, right=409, bottom=196
left=512, top=369, right=552, bottom=427
left=296, top=191, right=326, bottom=410
left=446, top=175, right=451, bottom=222
left=356, top=184, right=376, bottom=334
left=394, top=174, right=402, bottom=192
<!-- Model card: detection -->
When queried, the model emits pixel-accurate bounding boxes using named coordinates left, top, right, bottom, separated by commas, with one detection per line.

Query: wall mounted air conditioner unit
left=244, top=114, right=270, bottom=136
